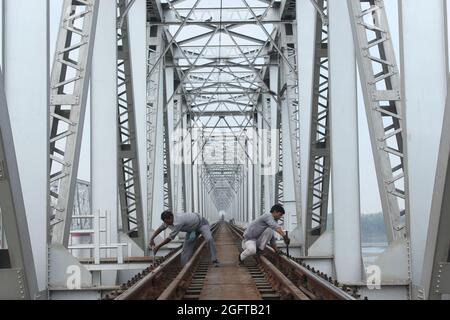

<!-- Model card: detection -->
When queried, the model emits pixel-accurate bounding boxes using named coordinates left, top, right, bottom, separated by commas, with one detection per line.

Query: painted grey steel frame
left=280, top=22, right=302, bottom=228
left=0, top=68, right=38, bottom=300
left=305, top=0, right=331, bottom=252
left=152, top=0, right=287, bottom=219
left=423, top=76, right=450, bottom=299
left=275, top=107, right=284, bottom=205
left=146, top=24, right=163, bottom=230
left=49, top=0, right=99, bottom=247
left=116, top=0, right=145, bottom=250
left=162, top=63, right=174, bottom=211
left=347, top=0, right=408, bottom=243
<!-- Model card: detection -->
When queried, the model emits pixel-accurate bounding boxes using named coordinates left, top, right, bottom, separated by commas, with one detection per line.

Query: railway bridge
left=0, top=0, right=449, bottom=300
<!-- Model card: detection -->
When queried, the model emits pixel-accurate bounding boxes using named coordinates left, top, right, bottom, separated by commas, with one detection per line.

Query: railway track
left=105, top=222, right=357, bottom=300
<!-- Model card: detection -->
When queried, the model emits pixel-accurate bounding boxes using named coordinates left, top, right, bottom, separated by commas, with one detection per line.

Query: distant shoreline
left=362, top=242, right=388, bottom=247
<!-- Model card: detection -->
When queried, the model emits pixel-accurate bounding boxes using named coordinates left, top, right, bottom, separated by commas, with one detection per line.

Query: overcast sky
left=48, top=0, right=450, bottom=214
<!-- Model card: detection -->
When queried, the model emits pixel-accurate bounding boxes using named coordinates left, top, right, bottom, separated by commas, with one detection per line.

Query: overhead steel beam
left=49, top=0, right=99, bottom=247
left=162, top=5, right=281, bottom=24
left=146, top=0, right=203, bottom=76
left=192, top=100, right=254, bottom=108
left=192, top=111, right=253, bottom=117
left=155, top=20, right=292, bottom=26
left=147, top=0, right=162, bottom=22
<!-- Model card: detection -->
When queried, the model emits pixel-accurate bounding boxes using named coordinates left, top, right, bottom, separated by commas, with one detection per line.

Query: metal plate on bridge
left=0, top=269, right=26, bottom=300
left=435, top=263, right=450, bottom=294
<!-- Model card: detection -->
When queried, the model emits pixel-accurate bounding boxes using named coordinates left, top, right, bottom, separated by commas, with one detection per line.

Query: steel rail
left=111, top=223, right=220, bottom=300
left=225, top=223, right=309, bottom=300
left=159, top=221, right=308, bottom=300
left=227, top=223, right=357, bottom=300
left=157, top=236, right=209, bottom=300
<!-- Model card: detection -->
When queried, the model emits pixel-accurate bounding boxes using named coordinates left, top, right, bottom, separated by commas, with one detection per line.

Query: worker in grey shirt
left=239, top=204, right=290, bottom=262
left=149, top=211, right=219, bottom=267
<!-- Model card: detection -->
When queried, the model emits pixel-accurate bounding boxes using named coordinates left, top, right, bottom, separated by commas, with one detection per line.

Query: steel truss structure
left=279, top=6, right=302, bottom=231
left=49, top=0, right=99, bottom=247
left=116, top=0, right=145, bottom=249
left=305, top=0, right=330, bottom=252
left=146, top=23, right=164, bottom=230
left=144, top=0, right=301, bottom=224
left=1, top=0, right=449, bottom=300
left=305, top=0, right=331, bottom=253
left=348, top=0, right=408, bottom=243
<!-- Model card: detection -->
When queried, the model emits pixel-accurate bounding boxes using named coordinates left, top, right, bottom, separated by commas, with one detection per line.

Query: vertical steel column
left=0, top=0, right=2, bottom=67
left=262, top=94, right=273, bottom=214
left=270, top=65, right=283, bottom=207
left=280, top=24, right=302, bottom=232
left=0, top=1, right=3, bottom=245
left=180, top=115, right=187, bottom=213
left=173, top=100, right=187, bottom=213
left=348, top=0, right=408, bottom=243
left=191, top=128, right=199, bottom=213
left=116, top=0, right=145, bottom=250
left=128, top=0, right=148, bottom=242
left=146, top=25, right=163, bottom=230
left=305, top=0, right=331, bottom=253
left=252, top=113, right=260, bottom=219
left=183, top=110, right=193, bottom=212
left=399, top=0, right=448, bottom=299
left=423, top=76, right=450, bottom=300
left=257, top=101, right=266, bottom=215
left=91, top=0, right=118, bottom=255
left=162, top=65, right=173, bottom=211
left=49, top=0, right=99, bottom=246
left=247, top=136, right=253, bottom=223
left=297, top=0, right=317, bottom=244
left=329, top=0, right=362, bottom=284
left=0, top=67, right=38, bottom=299
left=5, top=0, right=49, bottom=293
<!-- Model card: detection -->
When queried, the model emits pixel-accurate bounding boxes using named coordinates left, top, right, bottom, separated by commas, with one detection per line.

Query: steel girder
left=305, top=0, right=331, bottom=253
left=0, top=68, right=38, bottom=300
left=267, top=65, right=284, bottom=208
left=147, top=0, right=162, bottom=22
left=146, top=24, right=164, bottom=230
left=423, top=76, right=450, bottom=300
left=150, top=0, right=294, bottom=219
left=49, top=0, right=99, bottom=247
left=162, top=66, right=174, bottom=211
left=347, top=0, right=409, bottom=243
left=162, top=5, right=282, bottom=24
left=173, top=100, right=187, bottom=212
left=280, top=20, right=302, bottom=230
left=116, top=0, right=145, bottom=250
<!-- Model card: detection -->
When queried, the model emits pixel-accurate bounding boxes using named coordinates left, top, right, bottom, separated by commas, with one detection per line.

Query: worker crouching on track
left=239, top=204, right=290, bottom=263
left=149, top=211, right=220, bottom=267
